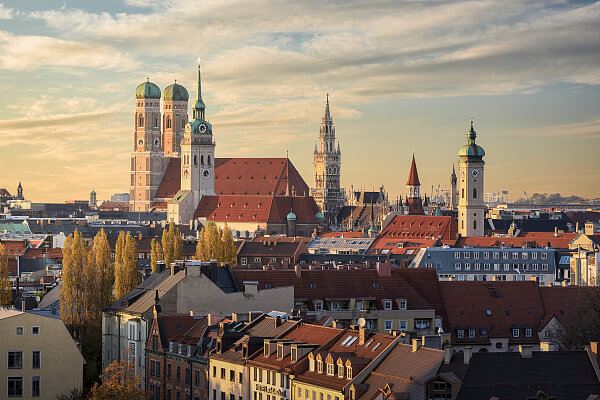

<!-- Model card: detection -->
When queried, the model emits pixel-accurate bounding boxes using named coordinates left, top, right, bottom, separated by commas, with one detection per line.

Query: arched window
left=200, top=155, right=205, bottom=165
left=138, top=114, right=144, bottom=127
left=462, top=220, right=464, bottom=229
left=166, top=116, right=172, bottom=129
left=462, top=188, right=465, bottom=199
left=193, top=154, right=198, bottom=166
left=473, top=188, right=477, bottom=199
left=153, top=117, right=158, bottom=128
left=208, top=155, right=212, bottom=165
left=474, top=220, right=477, bottom=230
left=182, top=118, right=186, bottom=128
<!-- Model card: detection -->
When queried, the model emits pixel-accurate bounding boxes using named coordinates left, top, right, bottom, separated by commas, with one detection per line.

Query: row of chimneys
left=443, top=342, right=559, bottom=365
left=292, top=262, right=392, bottom=278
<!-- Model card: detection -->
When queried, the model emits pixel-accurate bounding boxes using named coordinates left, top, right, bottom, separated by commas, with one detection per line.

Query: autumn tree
left=194, top=222, right=237, bottom=265
left=114, top=232, right=139, bottom=299
left=162, top=223, right=175, bottom=267
left=0, top=242, right=12, bottom=307
left=60, top=230, right=88, bottom=328
left=150, top=238, right=162, bottom=273
left=87, top=361, right=146, bottom=400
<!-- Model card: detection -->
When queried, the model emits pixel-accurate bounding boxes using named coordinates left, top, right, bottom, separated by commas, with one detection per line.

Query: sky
left=0, top=0, right=599, bottom=203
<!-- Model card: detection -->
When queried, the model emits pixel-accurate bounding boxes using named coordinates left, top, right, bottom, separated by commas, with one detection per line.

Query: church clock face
left=199, top=123, right=207, bottom=134
left=202, top=168, right=211, bottom=179
left=471, top=168, right=480, bottom=178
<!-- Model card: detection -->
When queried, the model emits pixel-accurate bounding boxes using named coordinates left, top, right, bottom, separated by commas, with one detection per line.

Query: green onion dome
left=163, top=83, right=189, bottom=102
left=135, top=80, right=161, bottom=99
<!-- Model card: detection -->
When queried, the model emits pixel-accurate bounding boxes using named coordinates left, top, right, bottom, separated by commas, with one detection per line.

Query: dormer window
left=327, top=362, right=334, bottom=376
left=291, top=347, right=298, bottom=362
left=308, top=354, right=315, bottom=372
left=337, top=361, right=344, bottom=378
left=277, top=343, right=284, bottom=360
left=264, top=342, right=270, bottom=357
left=345, top=360, right=353, bottom=379
left=317, top=358, right=323, bottom=373
left=399, top=299, right=407, bottom=310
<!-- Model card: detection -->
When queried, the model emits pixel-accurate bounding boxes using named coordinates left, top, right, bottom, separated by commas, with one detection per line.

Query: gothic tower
left=16, top=182, right=23, bottom=200
left=130, top=79, right=164, bottom=212
left=311, top=94, right=343, bottom=225
left=450, top=165, right=457, bottom=212
left=180, top=60, right=216, bottom=203
left=162, top=81, right=189, bottom=158
left=458, top=121, right=485, bottom=237
left=405, top=154, right=425, bottom=215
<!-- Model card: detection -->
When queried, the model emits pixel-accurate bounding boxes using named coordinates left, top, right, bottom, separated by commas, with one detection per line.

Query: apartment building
left=0, top=310, right=84, bottom=399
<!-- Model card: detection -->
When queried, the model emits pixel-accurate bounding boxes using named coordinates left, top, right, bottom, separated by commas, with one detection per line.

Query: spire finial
left=193, top=58, right=206, bottom=120
left=147, top=76, right=149, bottom=82
left=174, top=79, right=177, bottom=84
left=323, top=93, right=331, bottom=123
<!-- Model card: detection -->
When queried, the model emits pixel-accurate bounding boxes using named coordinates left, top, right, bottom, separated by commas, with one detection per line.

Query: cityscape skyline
left=0, top=0, right=599, bottom=202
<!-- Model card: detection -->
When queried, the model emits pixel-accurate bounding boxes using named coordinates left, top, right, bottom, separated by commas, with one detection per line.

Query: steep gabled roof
left=406, top=154, right=420, bottom=186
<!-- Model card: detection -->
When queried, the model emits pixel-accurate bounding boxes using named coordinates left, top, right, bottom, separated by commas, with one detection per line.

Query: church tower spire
left=458, top=120, right=486, bottom=237
left=311, top=94, right=344, bottom=226
left=405, top=153, right=425, bottom=215
left=193, top=58, right=206, bottom=121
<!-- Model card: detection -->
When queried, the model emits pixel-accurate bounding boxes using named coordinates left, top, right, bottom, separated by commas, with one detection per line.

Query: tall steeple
left=311, top=94, right=344, bottom=226
left=405, top=153, right=424, bottom=215
left=450, top=164, right=457, bottom=212
left=193, top=58, right=206, bottom=121
left=458, top=121, right=486, bottom=237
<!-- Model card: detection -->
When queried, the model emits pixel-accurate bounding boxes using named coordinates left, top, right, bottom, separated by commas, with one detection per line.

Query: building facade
left=457, top=122, right=485, bottom=237
left=312, top=95, right=344, bottom=225
left=412, top=246, right=558, bottom=284
left=0, top=310, right=84, bottom=399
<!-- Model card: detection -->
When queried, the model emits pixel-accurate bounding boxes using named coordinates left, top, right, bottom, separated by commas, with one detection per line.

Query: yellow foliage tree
left=150, top=238, right=162, bottom=273
left=162, top=223, right=175, bottom=267
left=114, top=232, right=139, bottom=299
left=87, top=360, right=145, bottom=400
left=60, top=230, right=88, bottom=328
left=194, top=222, right=237, bottom=265
left=0, top=242, right=12, bottom=307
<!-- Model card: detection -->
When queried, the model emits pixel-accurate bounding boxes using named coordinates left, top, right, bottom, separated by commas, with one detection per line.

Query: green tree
left=0, top=242, right=12, bottom=307
left=150, top=238, right=162, bottom=273
left=87, top=361, right=146, bottom=400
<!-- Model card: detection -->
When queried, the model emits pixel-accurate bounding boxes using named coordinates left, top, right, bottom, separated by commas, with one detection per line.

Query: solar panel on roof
left=346, top=336, right=358, bottom=346
left=371, top=342, right=381, bottom=351
left=340, top=335, right=353, bottom=346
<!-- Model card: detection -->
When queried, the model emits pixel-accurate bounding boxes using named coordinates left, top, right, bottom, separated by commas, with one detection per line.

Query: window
left=493, top=252, right=499, bottom=259
left=483, top=252, right=489, bottom=259
left=138, top=114, right=144, bottom=127
left=346, top=365, right=352, bottom=379
left=8, top=351, right=23, bottom=369
left=503, top=252, right=509, bottom=259
left=16, top=327, right=23, bottom=335
left=32, top=351, right=40, bottom=369
left=525, top=328, right=532, bottom=338
left=194, top=369, right=201, bottom=386
left=473, top=220, right=477, bottom=230
left=254, top=257, right=261, bottom=263
left=315, top=300, right=323, bottom=311
left=468, top=329, right=475, bottom=339
left=473, top=252, right=480, bottom=259
left=399, top=320, right=407, bottom=330
left=504, top=263, right=510, bottom=271
left=464, top=252, right=470, bottom=259
left=384, top=300, right=392, bottom=310
left=176, top=366, right=181, bottom=382
left=512, top=329, right=520, bottom=338
left=326, top=363, right=334, bottom=376
left=399, top=299, right=407, bottom=309
left=532, top=264, right=539, bottom=271
left=8, top=377, right=23, bottom=397
left=229, top=369, right=235, bottom=382
left=384, top=320, right=393, bottom=332
left=317, top=359, right=322, bottom=373
left=522, top=252, right=528, bottom=260
left=542, top=264, right=549, bottom=271
left=32, top=326, right=39, bottom=335
left=541, top=252, right=548, bottom=260
left=457, top=330, right=464, bottom=339
left=239, top=372, right=243, bottom=384
left=512, top=253, right=519, bottom=260
left=455, top=263, right=461, bottom=271
left=474, top=263, right=481, bottom=270
left=220, top=368, right=225, bottom=379
left=484, top=263, right=490, bottom=270
left=454, top=252, right=461, bottom=259
left=241, top=258, right=247, bottom=266
left=32, top=376, right=40, bottom=397
left=473, top=188, right=477, bottom=198
left=337, top=364, right=344, bottom=378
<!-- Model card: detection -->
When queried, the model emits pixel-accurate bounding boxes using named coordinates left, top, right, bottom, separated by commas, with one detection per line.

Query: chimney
left=412, top=338, right=421, bottom=352
left=554, top=227, right=558, bottom=237
left=208, top=313, right=222, bottom=326
left=518, top=345, right=533, bottom=359
left=21, top=298, right=26, bottom=312
left=463, top=347, right=472, bottom=364
left=359, top=325, right=368, bottom=345
left=332, top=320, right=338, bottom=329
left=576, top=222, right=580, bottom=233
left=444, top=346, right=453, bottom=364
left=295, top=265, right=302, bottom=279
left=274, top=316, right=282, bottom=327
left=243, top=281, right=259, bottom=295
left=376, top=262, right=391, bottom=276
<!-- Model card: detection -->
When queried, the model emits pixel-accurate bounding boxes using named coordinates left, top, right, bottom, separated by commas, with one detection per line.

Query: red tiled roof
left=0, top=241, right=27, bottom=256
left=98, top=201, right=129, bottom=211
left=154, top=314, right=208, bottom=348
left=376, top=215, right=456, bottom=241
left=406, top=154, right=420, bottom=186
left=154, top=157, right=310, bottom=203
left=439, top=281, right=544, bottom=345
left=296, top=331, right=397, bottom=391
left=195, top=195, right=320, bottom=224
left=367, top=237, right=438, bottom=255
left=538, top=286, right=587, bottom=327
left=22, top=247, right=62, bottom=260
left=457, top=232, right=578, bottom=249
left=231, top=268, right=441, bottom=312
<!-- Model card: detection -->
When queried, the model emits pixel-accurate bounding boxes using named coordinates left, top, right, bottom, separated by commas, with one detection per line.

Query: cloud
left=0, top=30, right=139, bottom=71
left=513, top=119, right=600, bottom=139
left=0, top=4, right=12, bottom=19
